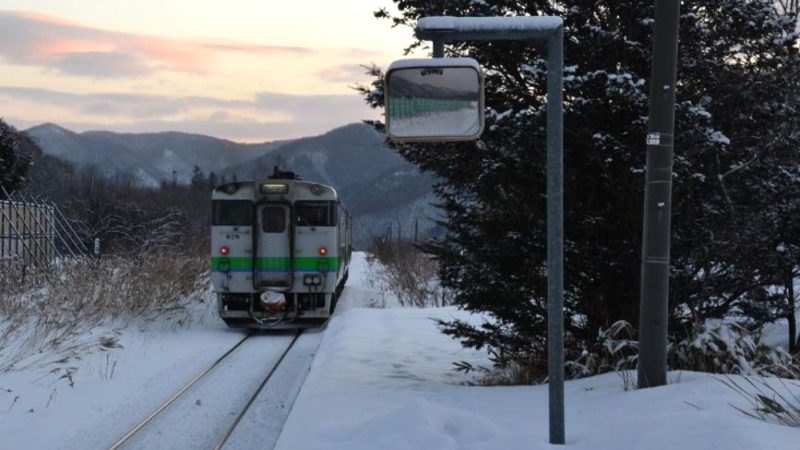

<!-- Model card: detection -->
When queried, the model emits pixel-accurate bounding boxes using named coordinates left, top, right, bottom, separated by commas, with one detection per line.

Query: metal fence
left=0, top=187, right=88, bottom=276
left=0, top=198, right=55, bottom=266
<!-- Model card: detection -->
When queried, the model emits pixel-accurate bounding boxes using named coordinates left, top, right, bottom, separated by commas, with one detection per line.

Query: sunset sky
left=0, top=1, right=421, bottom=142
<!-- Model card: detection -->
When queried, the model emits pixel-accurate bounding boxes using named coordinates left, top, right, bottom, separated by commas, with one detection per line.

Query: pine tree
left=363, top=1, right=800, bottom=371
left=190, top=165, right=205, bottom=189
left=0, top=118, right=34, bottom=195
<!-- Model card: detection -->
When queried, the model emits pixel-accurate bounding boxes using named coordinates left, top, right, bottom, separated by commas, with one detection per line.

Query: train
left=211, top=167, right=352, bottom=328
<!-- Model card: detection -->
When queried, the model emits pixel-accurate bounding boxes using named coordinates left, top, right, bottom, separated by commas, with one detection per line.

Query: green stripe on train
left=211, top=256, right=339, bottom=271
left=389, top=97, right=476, bottom=120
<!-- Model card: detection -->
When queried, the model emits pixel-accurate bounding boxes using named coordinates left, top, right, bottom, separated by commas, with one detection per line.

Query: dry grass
left=366, top=239, right=452, bottom=308
left=721, top=374, right=800, bottom=427
left=0, top=250, right=208, bottom=377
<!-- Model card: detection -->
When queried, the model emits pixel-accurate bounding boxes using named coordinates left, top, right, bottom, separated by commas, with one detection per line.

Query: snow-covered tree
left=361, top=0, right=800, bottom=371
left=0, top=118, right=34, bottom=194
left=190, top=165, right=206, bottom=190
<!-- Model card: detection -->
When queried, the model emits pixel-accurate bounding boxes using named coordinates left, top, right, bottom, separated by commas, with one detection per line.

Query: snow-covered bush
left=454, top=346, right=544, bottom=386
left=366, top=238, right=452, bottom=307
left=670, top=322, right=798, bottom=379
left=566, top=320, right=638, bottom=379
left=0, top=248, right=208, bottom=377
left=565, top=320, right=799, bottom=381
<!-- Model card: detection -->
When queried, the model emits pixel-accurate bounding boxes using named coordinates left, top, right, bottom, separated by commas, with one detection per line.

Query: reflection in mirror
left=385, top=60, right=484, bottom=142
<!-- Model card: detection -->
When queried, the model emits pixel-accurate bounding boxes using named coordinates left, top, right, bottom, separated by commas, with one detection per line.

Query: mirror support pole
left=433, top=39, right=444, bottom=58
left=415, top=16, right=564, bottom=445
left=545, top=25, right=564, bottom=446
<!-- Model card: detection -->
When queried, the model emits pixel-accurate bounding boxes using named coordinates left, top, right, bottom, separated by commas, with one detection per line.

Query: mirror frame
left=385, top=58, right=485, bottom=143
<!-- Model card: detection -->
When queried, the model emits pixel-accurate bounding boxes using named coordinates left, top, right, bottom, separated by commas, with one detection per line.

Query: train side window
left=212, top=200, right=253, bottom=226
left=262, top=206, right=286, bottom=233
left=296, top=201, right=336, bottom=226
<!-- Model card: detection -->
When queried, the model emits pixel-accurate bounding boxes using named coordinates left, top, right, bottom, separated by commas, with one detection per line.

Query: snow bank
left=277, top=305, right=799, bottom=450
left=0, top=298, right=247, bottom=450
left=335, top=252, right=404, bottom=310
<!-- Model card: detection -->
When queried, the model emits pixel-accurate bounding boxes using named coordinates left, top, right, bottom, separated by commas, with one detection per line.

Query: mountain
left=222, top=123, right=438, bottom=246
left=24, top=122, right=438, bottom=247
left=25, top=123, right=283, bottom=186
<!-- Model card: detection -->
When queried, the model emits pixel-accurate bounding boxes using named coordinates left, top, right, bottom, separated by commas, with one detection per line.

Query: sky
left=0, top=1, right=422, bottom=142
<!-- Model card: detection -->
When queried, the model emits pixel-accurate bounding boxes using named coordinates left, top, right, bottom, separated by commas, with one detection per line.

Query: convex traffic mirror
left=385, top=58, right=484, bottom=142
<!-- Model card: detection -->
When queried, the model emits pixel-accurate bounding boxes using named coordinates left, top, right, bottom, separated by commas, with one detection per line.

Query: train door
left=256, top=204, right=292, bottom=288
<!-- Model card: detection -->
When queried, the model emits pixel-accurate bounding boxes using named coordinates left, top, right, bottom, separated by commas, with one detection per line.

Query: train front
left=211, top=175, right=344, bottom=328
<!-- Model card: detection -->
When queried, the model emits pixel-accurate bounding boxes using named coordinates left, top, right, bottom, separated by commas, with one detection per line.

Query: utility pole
left=638, top=0, right=681, bottom=389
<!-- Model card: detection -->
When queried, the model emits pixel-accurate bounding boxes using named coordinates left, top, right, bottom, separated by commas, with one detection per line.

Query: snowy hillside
left=24, top=122, right=439, bottom=247
left=220, top=123, right=440, bottom=247
left=1, top=253, right=797, bottom=450
left=24, top=123, right=284, bottom=186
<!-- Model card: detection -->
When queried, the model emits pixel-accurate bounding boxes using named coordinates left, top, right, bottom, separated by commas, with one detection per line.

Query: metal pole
left=546, top=25, right=565, bottom=445
left=433, top=39, right=444, bottom=58
left=415, top=16, right=565, bottom=443
left=638, top=0, right=681, bottom=389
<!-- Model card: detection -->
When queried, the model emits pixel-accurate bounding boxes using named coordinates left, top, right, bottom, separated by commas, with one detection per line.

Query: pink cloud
left=338, top=48, right=382, bottom=58
left=316, top=64, right=373, bottom=83
left=0, top=11, right=314, bottom=78
left=1, top=87, right=377, bottom=142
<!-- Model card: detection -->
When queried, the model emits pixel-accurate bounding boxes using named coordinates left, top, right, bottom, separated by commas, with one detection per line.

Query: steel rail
left=105, top=332, right=254, bottom=450
left=212, top=329, right=303, bottom=450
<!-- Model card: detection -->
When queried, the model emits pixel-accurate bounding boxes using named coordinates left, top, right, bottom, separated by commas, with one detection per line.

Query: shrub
left=566, top=320, right=638, bottom=379
left=565, top=320, right=798, bottom=381
left=671, top=322, right=799, bottom=378
left=367, top=237, right=451, bottom=307
left=0, top=248, right=209, bottom=377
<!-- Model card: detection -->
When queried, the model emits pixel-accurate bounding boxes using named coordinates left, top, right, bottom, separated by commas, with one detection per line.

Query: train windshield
left=295, top=201, right=336, bottom=227
left=262, top=206, right=286, bottom=233
left=212, top=200, right=253, bottom=226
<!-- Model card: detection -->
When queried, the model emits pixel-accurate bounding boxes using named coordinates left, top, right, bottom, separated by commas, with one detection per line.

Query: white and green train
left=211, top=168, right=352, bottom=328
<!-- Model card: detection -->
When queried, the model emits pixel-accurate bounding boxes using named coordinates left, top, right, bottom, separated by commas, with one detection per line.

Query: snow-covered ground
left=1, top=252, right=798, bottom=449
left=276, top=253, right=800, bottom=450
left=0, top=296, right=249, bottom=449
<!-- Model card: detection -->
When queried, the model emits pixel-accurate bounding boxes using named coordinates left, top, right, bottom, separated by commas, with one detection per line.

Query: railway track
left=105, top=330, right=305, bottom=450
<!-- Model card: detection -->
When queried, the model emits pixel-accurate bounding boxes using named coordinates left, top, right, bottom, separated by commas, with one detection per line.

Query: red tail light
left=220, top=246, right=230, bottom=255
left=319, top=246, right=328, bottom=255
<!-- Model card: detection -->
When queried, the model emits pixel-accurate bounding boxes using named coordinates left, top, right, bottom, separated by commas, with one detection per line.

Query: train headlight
left=222, top=184, right=238, bottom=194
left=319, top=246, right=328, bottom=256
left=220, top=246, right=230, bottom=255
left=259, top=183, right=288, bottom=194
left=303, top=274, right=323, bottom=286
